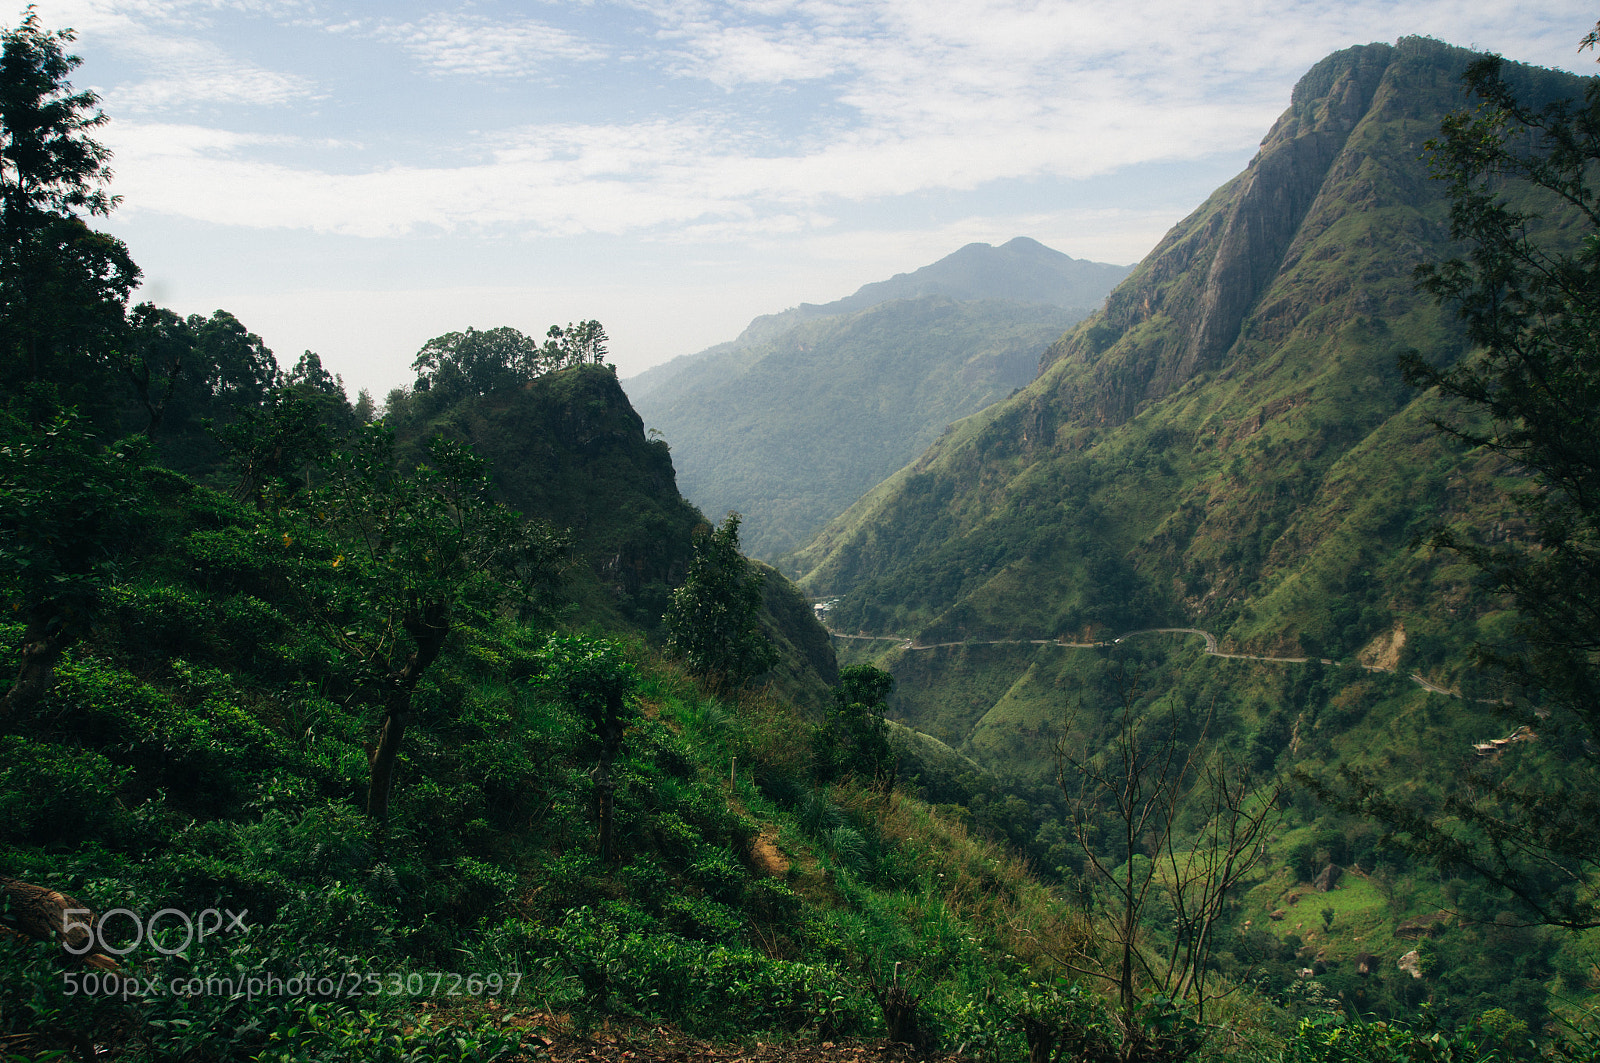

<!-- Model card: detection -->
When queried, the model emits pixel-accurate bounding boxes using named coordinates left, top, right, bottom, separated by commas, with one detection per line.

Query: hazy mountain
left=623, top=240, right=1132, bottom=558
left=626, top=238, right=1131, bottom=401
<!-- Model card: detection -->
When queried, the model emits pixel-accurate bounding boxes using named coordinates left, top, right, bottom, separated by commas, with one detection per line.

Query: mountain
left=623, top=240, right=1132, bottom=559
left=626, top=237, right=1132, bottom=401
left=791, top=36, right=1582, bottom=751
left=783, top=39, right=1592, bottom=1022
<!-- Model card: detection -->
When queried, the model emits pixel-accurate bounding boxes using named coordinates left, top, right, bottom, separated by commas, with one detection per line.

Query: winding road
left=828, top=624, right=1466, bottom=700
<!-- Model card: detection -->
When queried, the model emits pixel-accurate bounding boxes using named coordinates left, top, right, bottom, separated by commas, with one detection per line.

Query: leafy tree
left=544, top=320, right=610, bottom=369
left=663, top=512, right=775, bottom=689
left=536, top=634, right=638, bottom=863
left=191, top=309, right=278, bottom=408
left=305, top=423, right=565, bottom=821
left=1381, top=45, right=1600, bottom=929
left=815, top=664, right=895, bottom=790
left=0, top=9, right=112, bottom=223
left=411, top=326, right=540, bottom=398
left=119, top=303, right=191, bottom=435
left=212, top=388, right=335, bottom=508
left=0, top=9, right=136, bottom=395
left=0, top=389, right=149, bottom=718
left=284, top=349, right=344, bottom=398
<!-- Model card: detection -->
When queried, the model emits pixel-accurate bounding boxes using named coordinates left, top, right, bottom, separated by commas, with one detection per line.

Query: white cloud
left=374, top=12, right=605, bottom=78
left=32, top=0, right=316, bottom=110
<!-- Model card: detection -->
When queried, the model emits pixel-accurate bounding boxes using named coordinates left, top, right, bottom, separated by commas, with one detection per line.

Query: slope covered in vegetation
left=790, top=36, right=1600, bottom=1035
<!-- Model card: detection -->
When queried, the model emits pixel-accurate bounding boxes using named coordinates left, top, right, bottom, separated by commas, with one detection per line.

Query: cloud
left=72, top=0, right=1600, bottom=242
left=373, top=12, right=605, bottom=78
left=35, top=0, right=316, bottom=110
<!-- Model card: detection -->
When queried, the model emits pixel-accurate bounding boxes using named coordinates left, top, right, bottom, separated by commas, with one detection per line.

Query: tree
left=411, top=327, right=540, bottom=398
left=815, top=664, right=896, bottom=790
left=663, top=512, right=775, bottom=689
left=212, top=388, right=335, bottom=508
left=0, top=389, right=150, bottom=718
left=1049, top=670, right=1281, bottom=1059
left=191, top=309, right=278, bottom=409
left=543, top=320, right=610, bottom=370
left=536, top=634, right=638, bottom=863
left=306, top=424, right=565, bottom=821
left=1380, top=44, right=1600, bottom=929
left=0, top=9, right=136, bottom=395
left=0, top=9, right=113, bottom=225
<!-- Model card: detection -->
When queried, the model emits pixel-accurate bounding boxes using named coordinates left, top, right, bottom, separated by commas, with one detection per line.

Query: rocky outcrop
left=0, top=876, right=118, bottom=971
left=1313, top=863, right=1343, bottom=892
left=1396, top=910, right=1455, bottom=938
left=1398, top=949, right=1424, bottom=979
left=1179, top=46, right=1391, bottom=385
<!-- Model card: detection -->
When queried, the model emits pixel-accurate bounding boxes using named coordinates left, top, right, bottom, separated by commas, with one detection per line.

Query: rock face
left=1056, top=44, right=1395, bottom=422
left=1398, top=949, right=1424, bottom=979
left=1313, top=863, right=1344, bottom=892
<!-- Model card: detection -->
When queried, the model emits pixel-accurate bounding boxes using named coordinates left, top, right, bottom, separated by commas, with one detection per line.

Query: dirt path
left=750, top=827, right=791, bottom=877
left=496, top=1012, right=944, bottom=1063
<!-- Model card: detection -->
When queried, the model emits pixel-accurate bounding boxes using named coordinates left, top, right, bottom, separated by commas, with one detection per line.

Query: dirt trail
left=750, top=827, right=791, bottom=877
left=496, top=1011, right=944, bottom=1063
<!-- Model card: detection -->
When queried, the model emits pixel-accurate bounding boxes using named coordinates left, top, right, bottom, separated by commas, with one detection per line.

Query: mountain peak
left=728, top=238, right=1132, bottom=347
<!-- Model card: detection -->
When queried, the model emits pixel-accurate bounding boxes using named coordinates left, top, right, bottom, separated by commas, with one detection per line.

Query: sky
left=15, top=0, right=1596, bottom=400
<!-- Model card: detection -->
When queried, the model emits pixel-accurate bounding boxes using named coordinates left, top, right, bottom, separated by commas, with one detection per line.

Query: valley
left=4, top=8, right=1600, bottom=1062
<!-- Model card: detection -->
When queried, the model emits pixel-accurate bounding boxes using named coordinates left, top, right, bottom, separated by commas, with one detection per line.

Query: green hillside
left=8, top=9, right=1600, bottom=1059
left=792, top=37, right=1600, bottom=1031
left=794, top=37, right=1543, bottom=666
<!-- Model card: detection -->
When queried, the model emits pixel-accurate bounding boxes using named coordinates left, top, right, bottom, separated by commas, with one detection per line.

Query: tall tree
left=543, top=320, right=610, bottom=370
left=815, top=664, right=896, bottom=790
left=1379, top=45, right=1600, bottom=929
left=536, top=634, right=638, bottom=863
left=0, top=8, right=135, bottom=395
left=305, top=424, right=565, bottom=821
left=663, top=512, right=775, bottom=690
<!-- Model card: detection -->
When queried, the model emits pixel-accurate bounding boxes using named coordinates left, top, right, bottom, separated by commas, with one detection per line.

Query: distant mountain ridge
left=732, top=236, right=1131, bottom=347
left=622, top=239, right=1132, bottom=558
left=625, top=238, right=1132, bottom=400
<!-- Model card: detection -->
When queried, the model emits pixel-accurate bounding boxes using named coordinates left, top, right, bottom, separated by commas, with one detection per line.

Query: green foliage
left=665, top=513, right=776, bottom=688
left=0, top=391, right=151, bottom=715
left=815, top=664, right=895, bottom=788
left=407, top=321, right=610, bottom=414
left=1271, top=1009, right=1523, bottom=1063
left=1394, top=50, right=1600, bottom=929
left=553, top=905, right=872, bottom=1037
